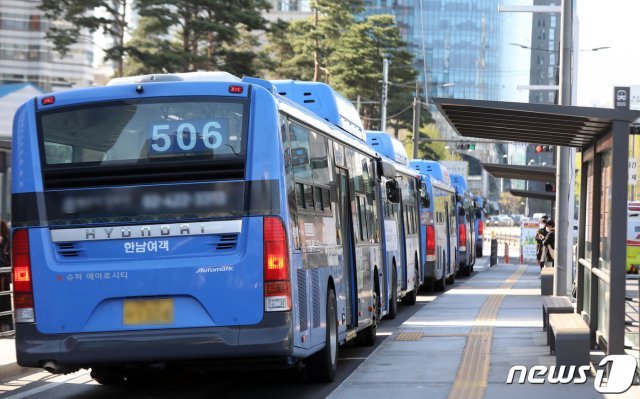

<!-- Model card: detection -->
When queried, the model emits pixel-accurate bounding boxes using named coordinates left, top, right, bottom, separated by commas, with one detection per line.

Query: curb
left=0, top=362, right=29, bottom=381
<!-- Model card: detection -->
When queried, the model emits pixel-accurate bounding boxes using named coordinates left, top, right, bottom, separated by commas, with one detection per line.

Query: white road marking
left=2, top=371, right=91, bottom=399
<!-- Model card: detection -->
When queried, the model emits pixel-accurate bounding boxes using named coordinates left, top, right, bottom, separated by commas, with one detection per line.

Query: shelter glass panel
left=585, top=163, right=593, bottom=262
left=597, top=279, right=610, bottom=341
left=599, top=151, right=612, bottom=272
left=583, top=269, right=591, bottom=316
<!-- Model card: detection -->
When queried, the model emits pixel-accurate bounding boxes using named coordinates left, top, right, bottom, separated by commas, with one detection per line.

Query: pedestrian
left=535, top=215, right=548, bottom=269
left=542, top=220, right=555, bottom=267
left=0, top=220, right=9, bottom=267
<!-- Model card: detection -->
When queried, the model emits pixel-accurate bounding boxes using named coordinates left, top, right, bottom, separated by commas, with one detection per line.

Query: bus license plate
left=123, top=298, right=173, bottom=325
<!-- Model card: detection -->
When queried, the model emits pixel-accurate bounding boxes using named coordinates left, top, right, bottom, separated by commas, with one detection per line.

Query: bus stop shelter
left=481, top=162, right=558, bottom=202
left=433, top=97, right=640, bottom=357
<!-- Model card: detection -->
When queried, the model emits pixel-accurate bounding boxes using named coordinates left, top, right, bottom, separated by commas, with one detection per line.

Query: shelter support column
left=607, top=121, right=628, bottom=355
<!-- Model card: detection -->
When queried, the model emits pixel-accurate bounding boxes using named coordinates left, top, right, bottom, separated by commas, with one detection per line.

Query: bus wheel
left=91, top=367, right=125, bottom=385
left=446, top=270, right=456, bottom=285
left=386, top=266, right=398, bottom=319
left=356, top=282, right=379, bottom=347
left=306, top=288, right=338, bottom=382
left=401, top=266, right=418, bottom=305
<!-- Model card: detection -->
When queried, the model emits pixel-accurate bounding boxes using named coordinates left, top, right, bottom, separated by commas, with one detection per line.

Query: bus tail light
left=478, top=220, right=484, bottom=236
left=12, top=230, right=35, bottom=323
left=459, top=223, right=467, bottom=248
left=426, top=225, right=436, bottom=257
left=263, top=217, right=291, bottom=312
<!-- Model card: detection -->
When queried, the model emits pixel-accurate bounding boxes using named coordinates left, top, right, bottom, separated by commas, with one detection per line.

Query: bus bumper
left=424, top=260, right=437, bottom=280
left=15, top=312, right=293, bottom=369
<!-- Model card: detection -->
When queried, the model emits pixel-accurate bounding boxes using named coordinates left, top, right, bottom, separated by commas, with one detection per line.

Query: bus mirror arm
left=379, top=159, right=397, bottom=178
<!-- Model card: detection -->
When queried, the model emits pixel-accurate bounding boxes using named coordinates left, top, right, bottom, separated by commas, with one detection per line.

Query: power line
left=365, top=104, right=414, bottom=121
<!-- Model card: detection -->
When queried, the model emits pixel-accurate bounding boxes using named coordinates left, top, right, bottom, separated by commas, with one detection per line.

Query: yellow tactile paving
left=447, top=265, right=527, bottom=399
left=394, top=331, right=424, bottom=341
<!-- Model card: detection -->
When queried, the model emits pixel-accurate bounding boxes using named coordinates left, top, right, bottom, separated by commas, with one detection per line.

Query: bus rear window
left=39, top=98, right=246, bottom=166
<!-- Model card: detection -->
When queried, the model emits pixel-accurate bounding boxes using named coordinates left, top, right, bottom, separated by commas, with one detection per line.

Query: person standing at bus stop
left=535, top=215, right=548, bottom=269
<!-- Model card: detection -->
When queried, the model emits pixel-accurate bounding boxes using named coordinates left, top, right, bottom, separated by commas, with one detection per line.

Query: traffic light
left=456, top=143, right=475, bottom=151
left=545, top=183, right=556, bottom=192
left=535, top=145, right=553, bottom=153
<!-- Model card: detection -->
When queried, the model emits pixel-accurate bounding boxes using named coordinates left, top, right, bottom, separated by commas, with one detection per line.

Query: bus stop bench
left=542, top=295, right=574, bottom=332
left=548, top=313, right=590, bottom=367
left=540, top=267, right=554, bottom=295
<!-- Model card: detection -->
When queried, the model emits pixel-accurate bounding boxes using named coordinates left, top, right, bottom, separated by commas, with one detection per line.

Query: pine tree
left=329, top=14, right=425, bottom=132
left=39, top=0, right=132, bottom=77
left=130, top=0, right=270, bottom=74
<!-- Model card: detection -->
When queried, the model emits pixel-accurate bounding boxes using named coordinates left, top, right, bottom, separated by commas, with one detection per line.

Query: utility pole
left=381, top=58, right=389, bottom=132
left=412, top=80, right=421, bottom=159
left=554, top=0, right=573, bottom=296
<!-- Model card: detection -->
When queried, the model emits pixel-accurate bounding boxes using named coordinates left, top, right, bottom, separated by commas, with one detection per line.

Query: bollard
left=490, top=239, right=498, bottom=266
left=504, top=242, right=510, bottom=264
left=520, top=244, right=524, bottom=264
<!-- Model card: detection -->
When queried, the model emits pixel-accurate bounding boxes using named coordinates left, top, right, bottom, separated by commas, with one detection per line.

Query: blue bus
left=473, top=195, right=485, bottom=257
left=11, top=73, right=387, bottom=383
left=450, top=174, right=476, bottom=276
left=409, top=160, right=458, bottom=291
left=365, top=132, right=421, bottom=316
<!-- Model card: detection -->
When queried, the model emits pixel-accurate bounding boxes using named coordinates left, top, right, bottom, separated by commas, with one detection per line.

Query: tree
left=124, top=16, right=182, bottom=75
left=263, top=18, right=315, bottom=80
left=129, top=0, right=270, bottom=74
left=39, top=0, right=131, bottom=77
left=410, top=124, right=448, bottom=161
left=310, top=0, right=363, bottom=81
left=499, top=192, right=525, bottom=215
left=329, top=14, right=416, bottom=131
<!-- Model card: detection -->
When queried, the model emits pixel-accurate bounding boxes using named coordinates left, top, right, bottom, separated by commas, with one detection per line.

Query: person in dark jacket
left=535, top=215, right=549, bottom=269
left=542, top=220, right=555, bottom=267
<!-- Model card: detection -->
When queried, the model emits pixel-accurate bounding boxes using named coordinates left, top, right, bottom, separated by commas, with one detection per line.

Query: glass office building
left=361, top=0, right=502, bottom=100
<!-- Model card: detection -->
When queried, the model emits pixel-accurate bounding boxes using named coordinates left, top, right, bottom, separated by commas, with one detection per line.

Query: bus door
left=337, top=168, right=358, bottom=328
left=444, top=201, right=452, bottom=276
left=397, top=196, right=408, bottom=290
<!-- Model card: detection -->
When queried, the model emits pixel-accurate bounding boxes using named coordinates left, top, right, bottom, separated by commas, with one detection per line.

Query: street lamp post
left=380, top=58, right=389, bottom=132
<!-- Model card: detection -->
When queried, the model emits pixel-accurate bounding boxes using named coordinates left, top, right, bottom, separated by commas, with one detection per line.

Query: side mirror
left=420, top=190, right=430, bottom=208
left=386, top=180, right=400, bottom=203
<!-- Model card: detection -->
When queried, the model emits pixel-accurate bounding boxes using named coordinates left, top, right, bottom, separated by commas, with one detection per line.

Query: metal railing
left=0, top=266, right=14, bottom=336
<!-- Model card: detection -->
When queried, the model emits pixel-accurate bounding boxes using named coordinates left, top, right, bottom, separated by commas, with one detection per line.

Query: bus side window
left=280, top=114, right=299, bottom=249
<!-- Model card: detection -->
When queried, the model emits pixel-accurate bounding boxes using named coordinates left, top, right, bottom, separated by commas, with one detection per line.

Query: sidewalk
left=329, top=262, right=639, bottom=399
left=0, top=336, right=25, bottom=381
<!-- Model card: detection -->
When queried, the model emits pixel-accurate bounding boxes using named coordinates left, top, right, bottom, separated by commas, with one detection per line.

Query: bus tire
left=422, top=277, right=434, bottom=293
left=386, top=266, right=398, bottom=319
left=356, top=278, right=379, bottom=347
left=434, top=276, right=446, bottom=291
left=91, top=367, right=125, bottom=385
left=401, top=265, right=418, bottom=305
left=446, top=270, right=456, bottom=285
left=306, top=288, right=338, bottom=382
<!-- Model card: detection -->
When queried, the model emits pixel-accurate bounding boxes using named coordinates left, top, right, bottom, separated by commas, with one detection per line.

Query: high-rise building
left=361, top=0, right=502, bottom=101
left=0, top=0, right=94, bottom=92
left=525, top=0, right=560, bottom=216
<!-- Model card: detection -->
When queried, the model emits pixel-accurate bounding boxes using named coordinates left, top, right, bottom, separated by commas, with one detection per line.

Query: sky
left=497, top=0, right=640, bottom=108
left=575, top=0, right=640, bottom=108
